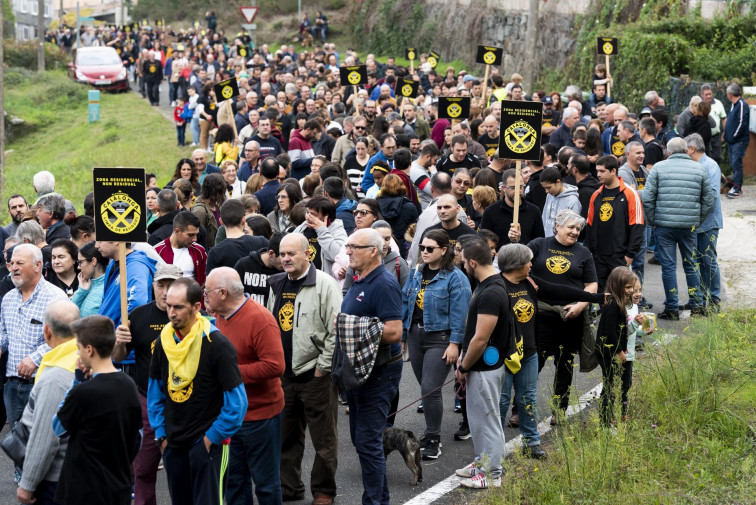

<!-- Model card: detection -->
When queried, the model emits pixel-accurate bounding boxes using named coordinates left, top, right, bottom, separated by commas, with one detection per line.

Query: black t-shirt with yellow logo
left=412, top=266, right=438, bottom=326
left=126, top=301, right=169, bottom=394
left=632, top=169, right=646, bottom=190
left=502, top=277, right=537, bottom=359
left=302, top=227, right=322, bottom=270
left=527, top=236, right=597, bottom=306
left=609, top=127, right=625, bottom=157
left=596, top=186, right=621, bottom=256
left=273, top=276, right=312, bottom=382
left=477, top=133, right=500, bottom=159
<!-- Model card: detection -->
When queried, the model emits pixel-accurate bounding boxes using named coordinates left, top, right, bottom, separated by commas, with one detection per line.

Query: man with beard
left=540, top=97, right=560, bottom=144
left=436, top=135, right=481, bottom=176
left=362, top=100, right=378, bottom=128
left=480, top=168, right=544, bottom=247
left=288, top=119, right=320, bottom=180
left=4, top=195, right=28, bottom=237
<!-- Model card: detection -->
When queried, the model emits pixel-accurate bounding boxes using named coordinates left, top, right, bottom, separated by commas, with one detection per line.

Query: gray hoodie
left=542, top=184, right=581, bottom=236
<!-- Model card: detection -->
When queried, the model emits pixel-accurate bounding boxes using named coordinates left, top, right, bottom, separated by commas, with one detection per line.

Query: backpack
left=180, top=104, right=193, bottom=121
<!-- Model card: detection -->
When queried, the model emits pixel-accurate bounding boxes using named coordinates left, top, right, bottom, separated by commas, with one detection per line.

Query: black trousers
left=538, top=315, right=583, bottom=411
left=163, top=441, right=229, bottom=505
left=145, top=79, right=160, bottom=105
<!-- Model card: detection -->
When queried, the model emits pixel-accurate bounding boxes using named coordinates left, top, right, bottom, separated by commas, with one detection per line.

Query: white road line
left=402, top=383, right=604, bottom=505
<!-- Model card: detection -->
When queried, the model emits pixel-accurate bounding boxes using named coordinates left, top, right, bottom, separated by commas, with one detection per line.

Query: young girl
left=595, top=267, right=637, bottom=426
left=623, top=278, right=655, bottom=419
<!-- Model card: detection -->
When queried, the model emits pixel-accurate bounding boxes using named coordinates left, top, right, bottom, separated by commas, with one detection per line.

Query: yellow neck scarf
left=159, top=315, right=211, bottom=392
left=36, top=338, right=78, bottom=383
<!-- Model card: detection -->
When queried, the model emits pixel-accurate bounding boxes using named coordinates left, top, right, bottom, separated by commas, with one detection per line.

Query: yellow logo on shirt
left=611, top=140, right=625, bottom=156
left=513, top=298, right=535, bottom=323
left=278, top=301, right=294, bottom=331
left=168, top=376, right=193, bottom=403
left=600, top=202, right=613, bottom=222
left=546, top=255, right=571, bottom=275
left=416, top=289, right=425, bottom=310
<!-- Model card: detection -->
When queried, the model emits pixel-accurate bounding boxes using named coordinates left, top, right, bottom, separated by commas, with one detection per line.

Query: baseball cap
left=640, top=107, right=652, bottom=116
left=462, top=75, right=477, bottom=83
left=542, top=96, right=553, bottom=104
left=154, top=264, right=183, bottom=282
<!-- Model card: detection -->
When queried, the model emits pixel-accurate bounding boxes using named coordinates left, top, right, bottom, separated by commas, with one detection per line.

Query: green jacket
left=267, top=264, right=343, bottom=375
left=641, top=153, right=714, bottom=229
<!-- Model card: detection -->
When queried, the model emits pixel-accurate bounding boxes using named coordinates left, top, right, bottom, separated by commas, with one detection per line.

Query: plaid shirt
left=335, top=313, right=384, bottom=386
left=0, top=278, right=68, bottom=378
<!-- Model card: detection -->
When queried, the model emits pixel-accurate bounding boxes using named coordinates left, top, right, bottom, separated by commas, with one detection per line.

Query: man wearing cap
left=540, top=97, right=561, bottom=144
left=113, top=263, right=182, bottom=505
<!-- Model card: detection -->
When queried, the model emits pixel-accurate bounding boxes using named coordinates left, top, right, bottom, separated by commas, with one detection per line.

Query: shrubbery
left=3, top=41, right=70, bottom=71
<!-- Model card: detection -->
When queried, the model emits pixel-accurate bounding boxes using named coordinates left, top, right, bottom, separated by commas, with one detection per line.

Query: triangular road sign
left=239, top=7, right=259, bottom=23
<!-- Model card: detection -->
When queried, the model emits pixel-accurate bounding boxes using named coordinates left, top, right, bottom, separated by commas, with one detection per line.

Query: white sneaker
left=459, top=472, right=501, bottom=489
left=455, top=462, right=479, bottom=478
left=170, top=101, right=176, bottom=107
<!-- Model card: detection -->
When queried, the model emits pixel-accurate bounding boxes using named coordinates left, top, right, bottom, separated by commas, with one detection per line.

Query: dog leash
left=387, top=377, right=459, bottom=418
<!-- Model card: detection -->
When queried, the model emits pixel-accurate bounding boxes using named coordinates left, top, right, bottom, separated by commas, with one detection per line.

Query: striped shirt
left=0, top=278, right=68, bottom=378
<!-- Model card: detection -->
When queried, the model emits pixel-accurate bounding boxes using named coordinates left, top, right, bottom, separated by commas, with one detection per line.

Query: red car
left=68, top=46, right=129, bottom=92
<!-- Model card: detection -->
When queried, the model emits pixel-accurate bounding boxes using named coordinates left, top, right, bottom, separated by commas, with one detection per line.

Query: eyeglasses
left=354, top=126, right=366, bottom=130
left=203, top=287, right=222, bottom=295
left=352, top=209, right=373, bottom=217
left=345, top=244, right=376, bottom=251
left=76, top=258, right=90, bottom=266
left=419, top=245, right=439, bottom=253
left=454, top=179, right=471, bottom=187
left=503, top=184, right=526, bottom=191
left=276, top=194, right=289, bottom=200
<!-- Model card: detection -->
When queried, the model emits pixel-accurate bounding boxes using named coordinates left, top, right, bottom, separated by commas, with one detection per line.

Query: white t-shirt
left=709, top=98, right=727, bottom=134
left=172, top=247, right=195, bottom=279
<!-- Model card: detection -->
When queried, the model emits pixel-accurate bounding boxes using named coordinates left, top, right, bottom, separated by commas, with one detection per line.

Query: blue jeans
left=176, top=125, right=186, bottom=146
left=654, top=227, right=703, bottom=311
left=3, top=378, right=33, bottom=427
left=227, top=413, right=283, bottom=505
left=695, top=229, right=721, bottom=304
left=646, top=225, right=655, bottom=253
left=190, top=117, right=201, bottom=145
left=498, top=353, right=540, bottom=446
left=728, top=141, right=748, bottom=190
left=346, top=359, right=402, bottom=505
left=632, top=228, right=648, bottom=284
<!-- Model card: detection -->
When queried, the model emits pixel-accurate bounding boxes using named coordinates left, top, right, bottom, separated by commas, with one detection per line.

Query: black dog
left=383, top=426, right=422, bottom=485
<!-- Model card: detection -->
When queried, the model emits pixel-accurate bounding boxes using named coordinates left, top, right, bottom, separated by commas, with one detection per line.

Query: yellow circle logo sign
left=504, top=120, right=537, bottom=154
left=603, top=42, right=614, bottom=54
left=239, top=47, right=247, bottom=56
left=427, top=56, right=438, bottom=68
left=407, top=50, right=416, bottom=60
left=221, top=85, right=234, bottom=99
left=348, top=71, right=361, bottom=85
left=611, top=140, right=625, bottom=156
left=483, top=51, right=496, bottom=65
left=447, top=103, right=462, bottom=118
left=100, top=191, right=141, bottom=235
left=278, top=301, right=294, bottom=331
left=546, top=255, right=571, bottom=275
left=513, top=298, right=535, bottom=323
left=402, top=84, right=413, bottom=97
left=600, top=202, right=613, bottom=221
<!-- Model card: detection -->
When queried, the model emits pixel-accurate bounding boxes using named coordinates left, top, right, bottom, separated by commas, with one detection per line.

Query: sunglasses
left=352, top=209, right=373, bottom=217
left=354, top=126, right=366, bottom=130
left=419, top=245, right=439, bottom=253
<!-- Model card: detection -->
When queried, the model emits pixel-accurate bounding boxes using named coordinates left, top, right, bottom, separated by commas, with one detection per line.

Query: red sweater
left=215, top=298, right=285, bottom=422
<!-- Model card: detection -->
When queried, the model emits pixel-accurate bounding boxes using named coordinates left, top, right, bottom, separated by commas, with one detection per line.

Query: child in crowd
left=590, top=63, right=613, bottom=107
left=365, top=161, right=389, bottom=199
left=624, top=277, right=655, bottom=419
left=595, top=267, right=637, bottom=426
left=174, top=97, right=187, bottom=146
left=571, top=129, right=587, bottom=154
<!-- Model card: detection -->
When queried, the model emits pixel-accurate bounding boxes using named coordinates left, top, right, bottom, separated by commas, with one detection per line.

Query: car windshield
left=77, top=50, right=121, bottom=66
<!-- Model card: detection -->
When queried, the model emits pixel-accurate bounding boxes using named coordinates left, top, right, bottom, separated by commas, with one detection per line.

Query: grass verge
left=464, top=310, right=756, bottom=505
left=3, top=68, right=186, bottom=221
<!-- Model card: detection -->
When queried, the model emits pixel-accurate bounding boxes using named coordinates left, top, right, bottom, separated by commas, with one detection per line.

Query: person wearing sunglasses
left=401, top=229, right=471, bottom=460
left=332, top=115, right=368, bottom=167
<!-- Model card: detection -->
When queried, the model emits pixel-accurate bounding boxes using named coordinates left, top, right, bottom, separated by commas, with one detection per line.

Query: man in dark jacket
left=322, top=177, right=357, bottom=235
left=36, top=194, right=70, bottom=243
left=724, top=83, right=750, bottom=198
left=480, top=168, right=544, bottom=247
left=549, top=107, right=580, bottom=150
left=234, top=233, right=284, bottom=306
left=147, top=190, right=207, bottom=249
left=254, top=158, right=282, bottom=216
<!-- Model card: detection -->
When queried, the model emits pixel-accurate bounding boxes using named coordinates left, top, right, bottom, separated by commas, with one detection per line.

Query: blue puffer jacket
left=401, top=265, right=472, bottom=344
left=641, top=153, right=714, bottom=229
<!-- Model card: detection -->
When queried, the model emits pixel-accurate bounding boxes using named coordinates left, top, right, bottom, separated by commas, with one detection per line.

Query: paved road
left=0, top=83, right=717, bottom=504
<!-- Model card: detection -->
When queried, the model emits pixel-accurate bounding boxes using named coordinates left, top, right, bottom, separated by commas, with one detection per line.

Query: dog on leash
left=383, top=426, right=422, bottom=485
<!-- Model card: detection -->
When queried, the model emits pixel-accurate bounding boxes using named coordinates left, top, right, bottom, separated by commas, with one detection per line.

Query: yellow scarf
left=36, top=338, right=78, bottom=383
left=159, top=315, right=211, bottom=392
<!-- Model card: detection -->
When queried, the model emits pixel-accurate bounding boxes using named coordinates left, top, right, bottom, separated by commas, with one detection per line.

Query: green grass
left=466, top=310, right=756, bottom=505
left=3, top=68, right=187, bottom=223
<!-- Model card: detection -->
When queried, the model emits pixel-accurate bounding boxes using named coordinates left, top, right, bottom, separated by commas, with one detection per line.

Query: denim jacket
left=401, top=265, right=472, bottom=344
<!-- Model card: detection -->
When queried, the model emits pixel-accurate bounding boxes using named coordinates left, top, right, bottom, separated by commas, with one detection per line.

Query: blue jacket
left=198, top=164, right=220, bottom=185
left=724, top=98, right=750, bottom=144
left=360, top=151, right=394, bottom=193
left=335, top=198, right=358, bottom=235
left=71, top=273, right=106, bottom=317
left=697, top=153, right=723, bottom=232
left=401, top=266, right=472, bottom=344
left=98, top=250, right=157, bottom=327
left=641, top=153, right=714, bottom=229
left=254, top=180, right=281, bottom=216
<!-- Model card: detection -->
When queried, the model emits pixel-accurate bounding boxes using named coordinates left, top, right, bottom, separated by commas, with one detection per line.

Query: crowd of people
left=4, top=14, right=747, bottom=505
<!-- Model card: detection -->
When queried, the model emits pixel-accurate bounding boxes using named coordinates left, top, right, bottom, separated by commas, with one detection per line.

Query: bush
left=3, top=41, right=69, bottom=71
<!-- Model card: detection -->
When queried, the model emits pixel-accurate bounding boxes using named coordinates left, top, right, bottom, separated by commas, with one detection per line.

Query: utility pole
left=523, top=0, right=539, bottom=92
left=38, top=0, right=46, bottom=71
left=1, top=0, right=5, bottom=195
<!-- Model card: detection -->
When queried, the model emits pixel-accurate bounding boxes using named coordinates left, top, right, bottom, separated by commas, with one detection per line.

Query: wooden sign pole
left=481, top=64, right=490, bottom=109
left=353, top=85, right=360, bottom=115
left=605, top=54, right=611, bottom=99
left=410, top=59, right=414, bottom=75
left=513, top=160, right=522, bottom=227
left=118, top=242, right=128, bottom=324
